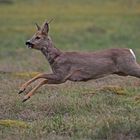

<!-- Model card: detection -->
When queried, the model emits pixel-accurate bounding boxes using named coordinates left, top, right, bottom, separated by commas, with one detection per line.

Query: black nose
left=26, top=40, right=34, bottom=48
left=26, top=40, right=32, bottom=45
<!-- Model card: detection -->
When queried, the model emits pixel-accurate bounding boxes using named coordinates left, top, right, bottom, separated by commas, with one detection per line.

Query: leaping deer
left=19, top=20, right=140, bottom=102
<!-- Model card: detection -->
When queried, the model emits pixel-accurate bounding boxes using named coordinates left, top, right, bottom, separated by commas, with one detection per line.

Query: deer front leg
left=22, top=73, right=65, bottom=102
left=22, top=79, right=48, bottom=102
left=18, top=73, right=48, bottom=94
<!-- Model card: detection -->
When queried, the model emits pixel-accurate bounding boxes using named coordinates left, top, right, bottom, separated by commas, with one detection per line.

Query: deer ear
left=35, top=23, right=41, bottom=30
left=41, top=21, right=49, bottom=35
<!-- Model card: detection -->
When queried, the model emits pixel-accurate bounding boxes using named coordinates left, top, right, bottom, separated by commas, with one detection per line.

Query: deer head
left=26, top=20, right=51, bottom=50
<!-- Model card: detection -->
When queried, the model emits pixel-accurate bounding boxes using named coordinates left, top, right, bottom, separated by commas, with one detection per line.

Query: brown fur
left=19, top=20, right=140, bottom=102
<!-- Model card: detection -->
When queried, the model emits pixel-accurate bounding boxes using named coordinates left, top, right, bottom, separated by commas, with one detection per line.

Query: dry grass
left=0, top=73, right=140, bottom=140
left=0, top=0, right=140, bottom=139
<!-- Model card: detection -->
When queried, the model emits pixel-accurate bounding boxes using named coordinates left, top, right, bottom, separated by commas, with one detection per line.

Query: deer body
left=41, top=42, right=135, bottom=82
left=19, top=20, right=140, bottom=102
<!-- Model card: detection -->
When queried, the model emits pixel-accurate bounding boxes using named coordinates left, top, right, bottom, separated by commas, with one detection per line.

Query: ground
left=0, top=0, right=140, bottom=140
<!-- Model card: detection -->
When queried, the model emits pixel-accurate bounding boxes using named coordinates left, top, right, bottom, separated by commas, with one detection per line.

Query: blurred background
left=0, top=1, right=140, bottom=140
left=0, top=0, right=140, bottom=73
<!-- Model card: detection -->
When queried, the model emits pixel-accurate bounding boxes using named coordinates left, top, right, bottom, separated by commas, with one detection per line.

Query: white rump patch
left=129, top=49, right=136, bottom=60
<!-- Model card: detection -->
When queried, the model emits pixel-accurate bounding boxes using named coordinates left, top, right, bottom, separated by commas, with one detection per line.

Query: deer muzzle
left=26, top=40, right=34, bottom=48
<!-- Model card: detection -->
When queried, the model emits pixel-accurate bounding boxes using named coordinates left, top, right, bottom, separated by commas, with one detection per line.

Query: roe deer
left=19, top=20, right=140, bottom=102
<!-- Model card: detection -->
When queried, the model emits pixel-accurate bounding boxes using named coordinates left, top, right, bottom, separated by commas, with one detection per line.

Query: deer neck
left=41, top=37, right=61, bottom=65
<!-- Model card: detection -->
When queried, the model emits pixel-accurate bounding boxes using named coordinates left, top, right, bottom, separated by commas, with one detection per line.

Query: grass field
left=0, top=0, right=140, bottom=140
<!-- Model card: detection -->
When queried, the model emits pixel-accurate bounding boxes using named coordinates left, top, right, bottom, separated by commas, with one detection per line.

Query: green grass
left=0, top=0, right=140, bottom=140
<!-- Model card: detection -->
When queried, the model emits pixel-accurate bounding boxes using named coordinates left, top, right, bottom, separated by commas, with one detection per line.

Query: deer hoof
left=22, top=96, right=30, bottom=103
left=18, top=88, right=25, bottom=94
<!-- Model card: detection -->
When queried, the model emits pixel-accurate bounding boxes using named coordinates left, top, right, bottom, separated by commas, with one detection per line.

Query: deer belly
left=68, top=63, right=116, bottom=82
left=68, top=70, right=93, bottom=82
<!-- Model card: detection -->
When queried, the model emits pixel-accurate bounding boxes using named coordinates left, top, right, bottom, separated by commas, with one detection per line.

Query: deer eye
left=35, top=36, right=41, bottom=40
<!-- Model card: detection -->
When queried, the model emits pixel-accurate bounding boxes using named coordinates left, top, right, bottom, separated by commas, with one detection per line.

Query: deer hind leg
left=119, top=62, right=140, bottom=101
left=120, top=62, right=140, bottom=78
left=18, top=73, right=48, bottom=94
